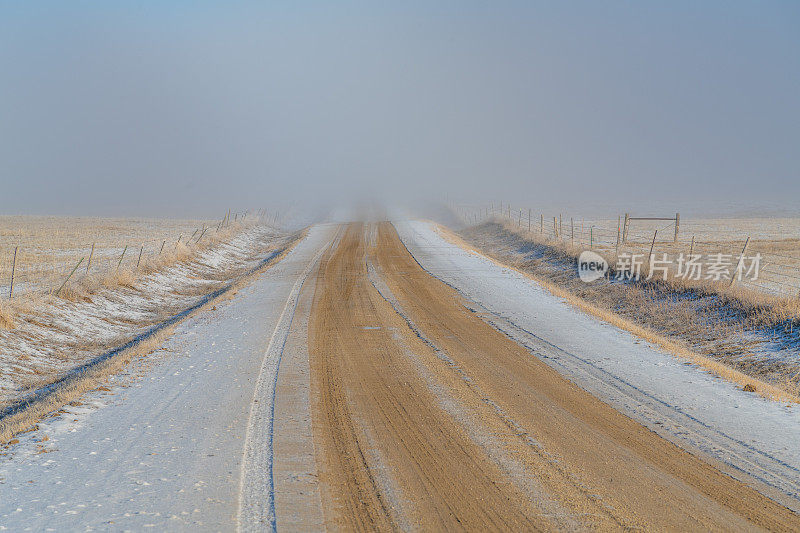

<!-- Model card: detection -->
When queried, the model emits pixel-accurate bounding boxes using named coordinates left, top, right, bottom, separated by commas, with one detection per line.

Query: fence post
left=615, top=216, right=621, bottom=255
left=540, top=214, right=543, bottom=234
left=730, top=236, right=751, bottom=287
left=136, top=245, right=144, bottom=268
left=117, top=245, right=127, bottom=270
left=645, top=230, right=658, bottom=278
left=9, top=246, right=18, bottom=298
left=55, top=257, right=84, bottom=297
left=590, top=226, right=594, bottom=248
left=571, top=218, right=574, bottom=246
left=86, top=242, right=95, bottom=274
left=528, top=209, right=531, bottom=231
left=648, top=230, right=658, bottom=258
left=622, top=213, right=630, bottom=244
left=674, top=213, right=680, bottom=242
left=553, top=217, right=558, bottom=239
left=689, top=236, right=695, bottom=257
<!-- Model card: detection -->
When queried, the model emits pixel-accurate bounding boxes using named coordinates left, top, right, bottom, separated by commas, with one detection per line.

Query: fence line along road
left=449, top=203, right=800, bottom=299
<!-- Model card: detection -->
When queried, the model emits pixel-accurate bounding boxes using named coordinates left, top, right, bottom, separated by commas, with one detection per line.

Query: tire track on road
left=237, top=229, right=337, bottom=533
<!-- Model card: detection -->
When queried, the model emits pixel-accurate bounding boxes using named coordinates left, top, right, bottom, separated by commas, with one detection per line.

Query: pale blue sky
left=1, top=1, right=798, bottom=217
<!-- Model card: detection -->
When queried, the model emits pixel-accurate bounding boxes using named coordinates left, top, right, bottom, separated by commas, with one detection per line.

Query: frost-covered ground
left=0, top=223, right=297, bottom=408
left=457, top=222, right=800, bottom=393
left=0, top=215, right=223, bottom=297
left=0, top=224, right=334, bottom=531
left=396, top=219, right=800, bottom=509
left=457, top=210, right=800, bottom=297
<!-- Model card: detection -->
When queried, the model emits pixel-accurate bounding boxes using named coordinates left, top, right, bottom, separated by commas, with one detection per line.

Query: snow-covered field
left=0, top=215, right=226, bottom=297
left=458, top=209, right=800, bottom=297
left=2, top=219, right=799, bottom=530
left=0, top=224, right=335, bottom=531
left=0, top=223, right=296, bottom=408
left=395, top=219, right=800, bottom=509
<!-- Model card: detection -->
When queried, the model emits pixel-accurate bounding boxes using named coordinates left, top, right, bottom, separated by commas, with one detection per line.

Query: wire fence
left=452, top=203, right=800, bottom=299
left=0, top=210, right=273, bottom=299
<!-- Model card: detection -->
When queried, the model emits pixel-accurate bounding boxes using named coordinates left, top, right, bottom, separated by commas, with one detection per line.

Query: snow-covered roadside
left=0, top=224, right=298, bottom=407
left=0, top=224, right=336, bottom=531
left=395, top=220, right=800, bottom=509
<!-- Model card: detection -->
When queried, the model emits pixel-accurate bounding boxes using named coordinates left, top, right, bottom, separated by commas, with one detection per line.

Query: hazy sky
left=1, top=1, right=798, bottom=217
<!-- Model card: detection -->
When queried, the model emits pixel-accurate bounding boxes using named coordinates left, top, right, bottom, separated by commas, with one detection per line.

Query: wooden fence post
left=622, top=213, right=630, bottom=244
left=674, top=213, right=680, bottom=242
left=86, top=242, right=95, bottom=274
left=553, top=217, right=558, bottom=239
left=615, top=216, right=621, bottom=255
left=730, top=236, right=751, bottom=287
left=9, top=246, right=18, bottom=298
left=540, top=214, right=543, bottom=234
left=518, top=210, right=522, bottom=227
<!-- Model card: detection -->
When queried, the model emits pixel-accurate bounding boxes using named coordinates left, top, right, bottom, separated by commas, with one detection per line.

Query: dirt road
left=2, top=220, right=798, bottom=531
left=306, top=222, right=800, bottom=531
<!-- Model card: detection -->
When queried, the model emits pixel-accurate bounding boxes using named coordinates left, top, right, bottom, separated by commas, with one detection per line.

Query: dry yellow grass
left=0, top=216, right=264, bottom=329
left=0, top=326, right=175, bottom=444
left=491, top=217, right=800, bottom=327
left=436, top=223, right=800, bottom=405
left=0, top=300, right=14, bottom=329
left=461, top=208, right=800, bottom=299
left=0, top=225, right=307, bottom=443
left=0, top=214, right=258, bottom=301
